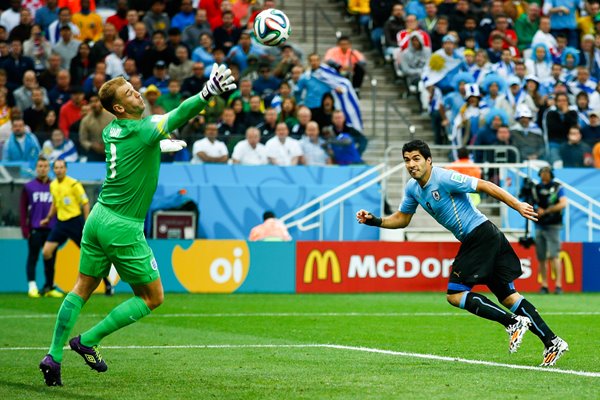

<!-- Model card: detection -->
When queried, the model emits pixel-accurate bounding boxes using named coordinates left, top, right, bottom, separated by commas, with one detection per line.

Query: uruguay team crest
left=432, top=190, right=440, bottom=201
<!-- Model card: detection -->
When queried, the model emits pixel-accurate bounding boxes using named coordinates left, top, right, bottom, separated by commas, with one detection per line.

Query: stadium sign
left=303, top=249, right=342, bottom=284
left=296, top=242, right=582, bottom=293
left=171, top=240, right=251, bottom=293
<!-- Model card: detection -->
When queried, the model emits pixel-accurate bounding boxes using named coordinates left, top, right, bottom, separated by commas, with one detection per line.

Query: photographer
left=531, top=166, right=567, bottom=294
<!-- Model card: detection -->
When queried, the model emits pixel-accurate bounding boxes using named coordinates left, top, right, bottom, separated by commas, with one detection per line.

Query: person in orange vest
left=249, top=211, right=292, bottom=241
left=58, top=0, right=96, bottom=14
left=446, top=147, right=482, bottom=206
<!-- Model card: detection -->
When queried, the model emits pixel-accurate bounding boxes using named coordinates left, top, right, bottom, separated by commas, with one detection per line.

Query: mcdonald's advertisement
left=1, top=239, right=599, bottom=294
left=296, top=242, right=585, bottom=293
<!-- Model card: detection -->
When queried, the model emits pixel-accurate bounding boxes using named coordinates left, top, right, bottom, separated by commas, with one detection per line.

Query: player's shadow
left=0, top=379, right=105, bottom=400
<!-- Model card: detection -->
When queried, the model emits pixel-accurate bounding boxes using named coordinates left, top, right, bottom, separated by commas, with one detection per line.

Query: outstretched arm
left=356, top=209, right=413, bottom=229
left=477, top=179, right=538, bottom=222
left=157, top=64, right=237, bottom=137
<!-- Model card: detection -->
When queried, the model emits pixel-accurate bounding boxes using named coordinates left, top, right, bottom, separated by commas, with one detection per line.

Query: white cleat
left=506, top=315, right=531, bottom=354
left=540, top=336, right=569, bottom=367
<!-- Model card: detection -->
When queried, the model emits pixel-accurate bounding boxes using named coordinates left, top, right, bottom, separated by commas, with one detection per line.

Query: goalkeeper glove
left=200, top=64, right=237, bottom=101
left=160, top=139, right=187, bottom=153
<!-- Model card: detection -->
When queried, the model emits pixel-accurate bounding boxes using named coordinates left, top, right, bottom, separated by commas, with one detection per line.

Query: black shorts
left=47, top=216, right=84, bottom=247
left=449, top=220, right=522, bottom=287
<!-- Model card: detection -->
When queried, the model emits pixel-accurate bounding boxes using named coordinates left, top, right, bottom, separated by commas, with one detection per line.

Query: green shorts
left=80, top=203, right=160, bottom=285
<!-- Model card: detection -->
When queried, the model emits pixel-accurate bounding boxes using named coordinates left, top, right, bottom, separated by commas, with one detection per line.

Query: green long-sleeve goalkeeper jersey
left=97, top=94, right=207, bottom=221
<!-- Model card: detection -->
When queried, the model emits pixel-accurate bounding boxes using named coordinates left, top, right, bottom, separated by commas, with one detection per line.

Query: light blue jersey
left=400, top=167, right=488, bottom=241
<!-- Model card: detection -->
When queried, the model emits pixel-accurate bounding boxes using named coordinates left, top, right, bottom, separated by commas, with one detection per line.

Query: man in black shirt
left=181, top=62, right=208, bottom=98
left=531, top=167, right=567, bottom=294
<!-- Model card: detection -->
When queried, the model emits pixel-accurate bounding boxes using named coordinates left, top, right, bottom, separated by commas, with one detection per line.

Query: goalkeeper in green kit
left=39, top=64, right=236, bottom=386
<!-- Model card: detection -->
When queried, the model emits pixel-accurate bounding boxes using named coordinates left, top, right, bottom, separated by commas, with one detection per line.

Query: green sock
left=80, top=297, right=151, bottom=347
left=48, top=292, right=85, bottom=363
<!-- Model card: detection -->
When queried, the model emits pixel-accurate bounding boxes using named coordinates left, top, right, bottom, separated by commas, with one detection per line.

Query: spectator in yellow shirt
left=577, top=2, right=599, bottom=39
left=72, top=0, right=103, bottom=42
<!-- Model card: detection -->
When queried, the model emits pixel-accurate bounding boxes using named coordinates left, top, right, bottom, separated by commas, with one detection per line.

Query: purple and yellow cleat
left=69, top=336, right=108, bottom=372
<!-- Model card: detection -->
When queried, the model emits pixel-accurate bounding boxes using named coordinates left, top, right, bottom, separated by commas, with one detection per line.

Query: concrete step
left=281, top=1, right=436, bottom=156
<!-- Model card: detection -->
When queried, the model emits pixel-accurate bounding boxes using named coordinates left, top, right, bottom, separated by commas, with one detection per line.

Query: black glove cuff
left=199, top=87, right=211, bottom=101
left=364, top=213, right=382, bottom=227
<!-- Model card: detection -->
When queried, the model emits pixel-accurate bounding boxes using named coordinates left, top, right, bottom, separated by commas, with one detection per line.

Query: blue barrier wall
left=583, top=243, right=600, bottom=292
left=2, top=162, right=380, bottom=241
left=56, top=163, right=380, bottom=241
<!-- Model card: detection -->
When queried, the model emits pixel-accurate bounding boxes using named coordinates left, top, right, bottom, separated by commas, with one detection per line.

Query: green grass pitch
left=1, top=293, right=599, bottom=399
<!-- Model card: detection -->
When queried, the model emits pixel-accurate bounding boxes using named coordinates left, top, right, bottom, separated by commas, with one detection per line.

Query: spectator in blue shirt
left=3, top=118, right=41, bottom=163
left=544, top=0, right=578, bottom=48
left=226, top=31, right=265, bottom=72
left=143, top=61, right=170, bottom=94
left=253, top=64, right=281, bottom=97
left=171, top=0, right=196, bottom=32
left=35, top=0, right=59, bottom=35
left=191, top=32, right=216, bottom=78
left=294, top=53, right=336, bottom=112
left=325, top=129, right=363, bottom=165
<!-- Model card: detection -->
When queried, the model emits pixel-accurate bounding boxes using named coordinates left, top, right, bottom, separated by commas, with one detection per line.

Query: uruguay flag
left=313, top=64, right=364, bottom=132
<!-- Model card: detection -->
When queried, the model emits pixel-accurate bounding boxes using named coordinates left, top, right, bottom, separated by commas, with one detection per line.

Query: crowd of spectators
left=351, top=0, right=600, bottom=168
left=0, top=0, right=369, bottom=168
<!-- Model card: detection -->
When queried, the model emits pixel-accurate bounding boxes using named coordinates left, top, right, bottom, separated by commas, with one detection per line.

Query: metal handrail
left=542, top=171, right=600, bottom=209
left=280, top=163, right=385, bottom=226
left=283, top=162, right=405, bottom=239
left=384, top=100, right=416, bottom=146
left=501, top=164, right=600, bottom=241
left=430, top=144, right=521, bottom=163
left=312, top=5, right=337, bottom=54
left=302, top=0, right=307, bottom=41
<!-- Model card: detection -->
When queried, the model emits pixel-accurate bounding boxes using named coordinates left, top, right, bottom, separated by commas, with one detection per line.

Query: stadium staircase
left=281, top=1, right=455, bottom=240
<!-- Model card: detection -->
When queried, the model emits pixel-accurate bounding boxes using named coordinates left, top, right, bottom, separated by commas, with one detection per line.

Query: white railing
left=281, top=163, right=403, bottom=240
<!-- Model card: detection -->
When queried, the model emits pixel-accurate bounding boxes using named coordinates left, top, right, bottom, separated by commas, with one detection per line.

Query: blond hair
left=99, top=76, right=127, bottom=115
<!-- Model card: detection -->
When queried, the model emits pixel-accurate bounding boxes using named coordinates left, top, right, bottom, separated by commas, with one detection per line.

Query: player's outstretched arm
left=477, top=179, right=538, bottom=222
left=161, top=64, right=237, bottom=134
left=356, top=209, right=413, bottom=229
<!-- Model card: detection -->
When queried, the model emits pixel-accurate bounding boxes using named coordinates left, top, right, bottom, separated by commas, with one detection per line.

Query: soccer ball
left=253, top=8, right=291, bottom=46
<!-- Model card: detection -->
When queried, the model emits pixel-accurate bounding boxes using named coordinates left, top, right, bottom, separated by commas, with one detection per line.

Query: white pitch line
left=325, top=344, right=600, bottom=378
left=0, top=343, right=598, bottom=378
left=1, top=311, right=599, bottom=319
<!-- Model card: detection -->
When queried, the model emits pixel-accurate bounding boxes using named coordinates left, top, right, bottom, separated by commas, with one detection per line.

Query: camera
left=518, top=177, right=536, bottom=248
left=518, top=235, right=535, bottom=248
left=519, top=178, right=535, bottom=203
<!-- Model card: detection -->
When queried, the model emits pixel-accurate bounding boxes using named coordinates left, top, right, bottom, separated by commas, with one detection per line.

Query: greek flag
left=313, top=64, right=363, bottom=132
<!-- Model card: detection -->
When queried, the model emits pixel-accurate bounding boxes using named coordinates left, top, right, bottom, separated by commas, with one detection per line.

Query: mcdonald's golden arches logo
left=537, top=250, right=576, bottom=284
left=304, top=249, right=342, bottom=284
